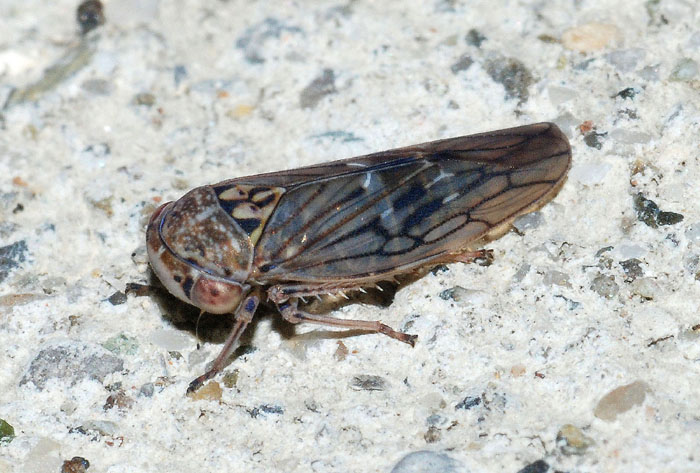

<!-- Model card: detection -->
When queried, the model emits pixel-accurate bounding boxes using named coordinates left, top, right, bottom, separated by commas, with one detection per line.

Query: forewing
left=247, top=123, right=571, bottom=283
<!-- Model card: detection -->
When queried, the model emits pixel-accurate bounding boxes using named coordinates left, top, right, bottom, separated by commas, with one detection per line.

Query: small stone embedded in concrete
left=613, top=87, right=639, bottom=100
left=670, top=58, right=698, bottom=81
left=516, top=459, right=550, bottom=473
left=391, top=451, right=461, bottom=473
left=350, top=374, right=388, bottom=391
left=484, top=57, right=533, bottom=104
left=543, top=270, right=571, bottom=288
left=0, top=240, right=28, bottom=283
left=631, top=277, right=660, bottom=300
left=300, top=69, right=337, bottom=109
left=0, top=418, right=15, bottom=443
left=20, top=342, right=124, bottom=389
left=583, top=131, right=606, bottom=149
left=77, top=0, right=104, bottom=35
left=107, top=290, right=127, bottom=305
left=594, top=380, right=650, bottom=421
left=187, top=381, right=223, bottom=401
left=102, top=333, right=139, bottom=355
left=455, top=395, right=481, bottom=410
left=222, top=369, right=239, bottom=389
left=139, top=383, right=155, bottom=397
left=132, top=92, right=155, bottom=107
left=513, top=211, right=543, bottom=232
left=72, top=420, right=118, bottom=437
left=561, top=23, right=619, bottom=52
left=248, top=404, right=284, bottom=418
left=556, top=424, right=593, bottom=455
left=619, top=258, right=644, bottom=282
left=424, top=426, right=441, bottom=443
left=634, top=194, right=684, bottom=228
left=61, top=456, right=90, bottom=473
left=605, top=48, right=646, bottom=73
left=450, top=55, right=473, bottom=74
left=590, top=274, right=619, bottom=299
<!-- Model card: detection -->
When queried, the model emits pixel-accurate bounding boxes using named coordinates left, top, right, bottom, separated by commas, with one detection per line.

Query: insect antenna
left=195, top=309, right=205, bottom=349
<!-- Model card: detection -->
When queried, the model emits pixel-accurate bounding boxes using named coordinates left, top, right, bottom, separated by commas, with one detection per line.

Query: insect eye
left=190, top=276, right=244, bottom=314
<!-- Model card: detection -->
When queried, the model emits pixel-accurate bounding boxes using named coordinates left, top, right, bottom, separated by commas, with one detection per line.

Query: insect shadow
left=133, top=268, right=405, bottom=355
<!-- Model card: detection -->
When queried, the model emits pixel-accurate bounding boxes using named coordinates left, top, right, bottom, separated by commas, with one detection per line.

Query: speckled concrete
left=1, top=1, right=699, bottom=472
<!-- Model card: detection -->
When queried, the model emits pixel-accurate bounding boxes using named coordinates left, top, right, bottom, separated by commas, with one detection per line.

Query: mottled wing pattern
left=243, top=123, right=571, bottom=282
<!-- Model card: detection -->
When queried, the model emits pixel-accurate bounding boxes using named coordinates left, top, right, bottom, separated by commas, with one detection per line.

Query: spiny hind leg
left=275, top=298, right=416, bottom=346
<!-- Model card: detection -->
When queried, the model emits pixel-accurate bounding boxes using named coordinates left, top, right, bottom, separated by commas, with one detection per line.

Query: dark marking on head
left=235, top=218, right=261, bottom=234
left=217, top=197, right=237, bottom=215
left=173, top=275, right=182, bottom=283
left=182, top=276, right=194, bottom=299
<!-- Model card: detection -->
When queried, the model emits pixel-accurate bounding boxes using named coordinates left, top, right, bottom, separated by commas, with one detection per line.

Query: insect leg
left=452, top=248, right=494, bottom=266
left=187, top=289, right=261, bottom=393
left=275, top=299, right=417, bottom=346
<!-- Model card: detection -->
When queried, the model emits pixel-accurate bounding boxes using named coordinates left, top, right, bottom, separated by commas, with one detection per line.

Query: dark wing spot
left=393, top=184, right=427, bottom=211
left=403, top=199, right=442, bottom=230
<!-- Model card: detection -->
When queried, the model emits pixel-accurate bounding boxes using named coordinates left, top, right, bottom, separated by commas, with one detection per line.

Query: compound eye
left=190, top=276, right=244, bottom=314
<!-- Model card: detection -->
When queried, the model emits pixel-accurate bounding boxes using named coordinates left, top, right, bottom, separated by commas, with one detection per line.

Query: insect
left=146, top=122, right=571, bottom=392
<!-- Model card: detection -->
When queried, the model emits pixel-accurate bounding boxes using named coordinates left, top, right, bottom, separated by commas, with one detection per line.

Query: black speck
left=455, top=395, right=481, bottom=410
left=583, top=131, right=607, bottom=149
left=613, top=87, right=638, bottom=100
left=350, top=374, right=387, bottom=391
left=77, top=0, right=104, bottom=35
left=430, top=264, right=449, bottom=275
left=516, top=459, right=550, bottom=473
left=12, top=203, right=24, bottom=214
left=107, top=291, right=127, bottom=305
left=248, top=404, right=284, bottom=418
left=465, top=29, right=486, bottom=47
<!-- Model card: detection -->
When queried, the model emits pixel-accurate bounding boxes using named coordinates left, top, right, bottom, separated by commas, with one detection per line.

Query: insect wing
left=244, top=123, right=571, bottom=282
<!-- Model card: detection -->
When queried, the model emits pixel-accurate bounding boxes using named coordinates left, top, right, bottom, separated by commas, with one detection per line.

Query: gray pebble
left=20, top=342, right=123, bottom=389
left=391, top=451, right=462, bottom=473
